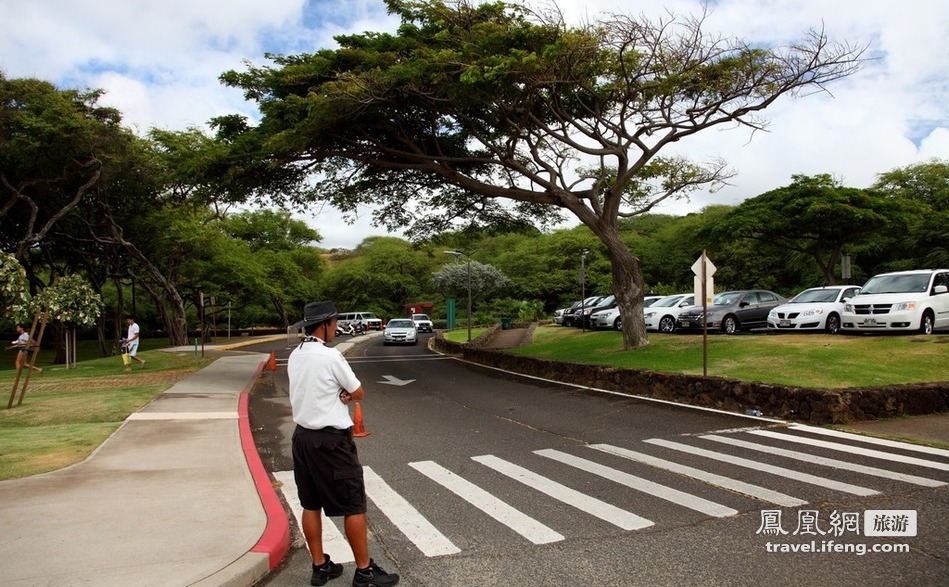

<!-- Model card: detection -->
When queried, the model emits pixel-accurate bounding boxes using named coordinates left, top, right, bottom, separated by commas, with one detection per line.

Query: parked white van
left=337, top=312, right=383, bottom=331
left=842, top=269, right=949, bottom=334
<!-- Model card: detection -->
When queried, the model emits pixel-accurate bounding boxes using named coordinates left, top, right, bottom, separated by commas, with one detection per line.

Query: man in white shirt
left=124, top=316, right=146, bottom=371
left=287, top=301, right=399, bottom=587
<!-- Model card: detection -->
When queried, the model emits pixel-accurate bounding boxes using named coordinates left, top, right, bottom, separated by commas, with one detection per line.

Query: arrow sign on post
left=692, top=251, right=716, bottom=377
left=377, top=375, right=416, bottom=386
left=691, top=253, right=716, bottom=306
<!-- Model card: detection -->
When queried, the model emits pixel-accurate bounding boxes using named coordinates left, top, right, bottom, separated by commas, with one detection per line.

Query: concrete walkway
left=0, top=350, right=276, bottom=587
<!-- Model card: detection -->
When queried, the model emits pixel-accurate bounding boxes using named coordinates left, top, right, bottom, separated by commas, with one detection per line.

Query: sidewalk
left=0, top=344, right=279, bottom=587
left=0, top=332, right=946, bottom=587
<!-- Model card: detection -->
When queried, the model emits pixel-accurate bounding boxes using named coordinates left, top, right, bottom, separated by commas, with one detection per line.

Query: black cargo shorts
left=291, top=425, right=367, bottom=516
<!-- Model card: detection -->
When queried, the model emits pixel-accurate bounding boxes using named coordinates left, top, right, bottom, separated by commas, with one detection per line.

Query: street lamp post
left=444, top=250, right=475, bottom=342
left=580, top=249, right=589, bottom=332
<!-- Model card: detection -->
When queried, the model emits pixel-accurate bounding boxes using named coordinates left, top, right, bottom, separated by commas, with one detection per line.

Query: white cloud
left=1, top=0, right=945, bottom=247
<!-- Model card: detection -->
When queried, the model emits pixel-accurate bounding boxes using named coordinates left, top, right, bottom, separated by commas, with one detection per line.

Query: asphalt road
left=245, top=333, right=949, bottom=587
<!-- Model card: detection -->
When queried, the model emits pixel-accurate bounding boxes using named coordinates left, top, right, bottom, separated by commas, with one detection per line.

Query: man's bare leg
left=302, top=508, right=325, bottom=565
left=344, top=513, right=370, bottom=568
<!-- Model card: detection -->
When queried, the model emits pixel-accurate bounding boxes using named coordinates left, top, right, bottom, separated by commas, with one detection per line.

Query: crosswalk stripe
left=701, top=434, right=946, bottom=488
left=363, top=466, right=461, bottom=557
left=409, top=461, right=564, bottom=544
left=747, top=430, right=949, bottom=473
left=471, top=454, right=654, bottom=531
left=589, top=444, right=807, bottom=508
left=273, top=471, right=355, bottom=563
left=536, top=449, right=738, bottom=518
left=789, top=424, right=949, bottom=459
left=643, top=438, right=879, bottom=496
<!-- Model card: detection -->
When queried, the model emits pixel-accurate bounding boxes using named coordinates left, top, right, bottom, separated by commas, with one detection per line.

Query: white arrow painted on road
left=377, top=375, right=416, bottom=386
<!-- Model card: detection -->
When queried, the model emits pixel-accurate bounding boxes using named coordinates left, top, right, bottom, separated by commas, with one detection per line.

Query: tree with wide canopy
left=218, top=0, right=864, bottom=348
left=708, top=174, right=919, bottom=285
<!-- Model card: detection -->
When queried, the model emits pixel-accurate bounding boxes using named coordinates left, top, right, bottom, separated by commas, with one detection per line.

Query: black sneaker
left=311, top=554, right=343, bottom=586
left=352, top=559, right=399, bottom=587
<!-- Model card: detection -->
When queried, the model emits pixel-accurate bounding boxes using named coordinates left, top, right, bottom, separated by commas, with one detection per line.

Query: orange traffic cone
left=268, top=350, right=277, bottom=372
left=352, top=402, right=371, bottom=437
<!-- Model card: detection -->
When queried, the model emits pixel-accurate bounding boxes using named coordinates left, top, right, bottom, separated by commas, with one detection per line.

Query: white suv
left=842, top=269, right=949, bottom=334
left=412, top=313, right=434, bottom=333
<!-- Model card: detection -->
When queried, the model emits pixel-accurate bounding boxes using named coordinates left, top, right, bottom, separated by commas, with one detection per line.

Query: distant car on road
left=412, top=313, right=434, bottom=333
left=337, top=311, right=383, bottom=331
left=677, top=290, right=787, bottom=334
left=768, top=285, right=861, bottom=334
left=383, top=319, right=418, bottom=345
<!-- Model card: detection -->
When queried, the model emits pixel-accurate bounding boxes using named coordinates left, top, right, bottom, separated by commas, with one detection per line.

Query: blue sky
left=2, top=0, right=946, bottom=249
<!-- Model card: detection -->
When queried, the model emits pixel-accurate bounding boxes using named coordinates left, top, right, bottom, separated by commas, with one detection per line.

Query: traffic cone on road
left=268, top=350, right=277, bottom=372
left=352, top=402, right=371, bottom=437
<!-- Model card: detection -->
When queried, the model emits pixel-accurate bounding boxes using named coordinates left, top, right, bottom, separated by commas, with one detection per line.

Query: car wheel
left=659, top=316, right=676, bottom=333
left=722, top=315, right=738, bottom=334
left=614, top=317, right=622, bottom=331
left=825, top=314, right=841, bottom=334
left=920, top=310, right=935, bottom=335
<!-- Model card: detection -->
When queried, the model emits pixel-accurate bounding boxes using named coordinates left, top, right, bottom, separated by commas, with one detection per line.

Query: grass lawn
left=507, top=325, right=949, bottom=389
left=0, top=347, right=213, bottom=480
left=442, top=327, right=491, bottom=342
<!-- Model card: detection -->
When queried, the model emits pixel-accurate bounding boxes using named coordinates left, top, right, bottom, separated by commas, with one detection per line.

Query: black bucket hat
left=302, top=301, right=338, bottom=329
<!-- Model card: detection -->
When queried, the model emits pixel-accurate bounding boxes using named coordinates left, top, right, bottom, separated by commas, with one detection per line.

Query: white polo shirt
left=287, top=338, right=361, bottom=430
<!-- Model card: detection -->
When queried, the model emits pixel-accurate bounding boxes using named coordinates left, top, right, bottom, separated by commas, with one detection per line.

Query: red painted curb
left=239, top=360, right=290, bottom=570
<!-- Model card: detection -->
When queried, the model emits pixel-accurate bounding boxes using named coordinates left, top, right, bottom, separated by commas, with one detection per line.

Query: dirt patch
left=22, top=369, right=200, bottom=393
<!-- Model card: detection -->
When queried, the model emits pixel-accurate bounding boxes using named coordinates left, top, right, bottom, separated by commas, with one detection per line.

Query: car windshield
left=363, top=313, right=379, bottom=319
left=593, top=295, right=615, bottom=307
left=387, top=320, right=414, bottom=328
left=860, top=274, right=930, bottom=294
left=654, top=296, right=684, bottom=308
left=791, top=288, right=840, bottom=303
left=413, top=314, right=430, bottom=320
left=713, top=292, right=743, bottom=306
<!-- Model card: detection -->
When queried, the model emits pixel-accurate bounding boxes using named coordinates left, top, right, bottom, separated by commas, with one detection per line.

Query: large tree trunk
left=138, top=279, right=188, bottom=346
left=271, top=294, right=289, bottom=329
left=596, top=225, right=649, bottom=350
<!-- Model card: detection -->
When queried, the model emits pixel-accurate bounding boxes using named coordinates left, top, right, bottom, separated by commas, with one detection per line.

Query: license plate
left=779, top=319, right=791, bottom=327
left=863, top=318, right=877, bottom=325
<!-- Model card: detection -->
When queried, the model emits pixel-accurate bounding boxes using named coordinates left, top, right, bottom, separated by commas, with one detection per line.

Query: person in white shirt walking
left=124, top=316, right=146, bottom=371
left=287, top=301, right=399, bottom=587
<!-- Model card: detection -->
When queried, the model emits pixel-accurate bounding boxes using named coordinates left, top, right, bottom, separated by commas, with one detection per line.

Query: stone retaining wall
left=432, top=332, right=949, bottom=425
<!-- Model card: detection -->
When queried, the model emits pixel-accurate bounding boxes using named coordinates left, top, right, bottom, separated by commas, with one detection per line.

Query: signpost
left=691, top=251, right=716, bottom=376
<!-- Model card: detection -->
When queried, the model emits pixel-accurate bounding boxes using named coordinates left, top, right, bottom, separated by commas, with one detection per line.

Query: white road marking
left=644, top=438, right=879, bottom=496
left=273, top=470, right=354, bottom=563
left=788, top=424, right=949, bottom=459
left=536, top=449, right=738, bottom=517
left=748, top=430, right=949, bottom=472
left=410, top=460, right=564, bottom=544
left=471, top=454, right=654, bottom=530
left=701, top=434, right=945, bottom=487
left=590, top=444, right=807, bottom=508
left=363, top=466, right=461, bottom=557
